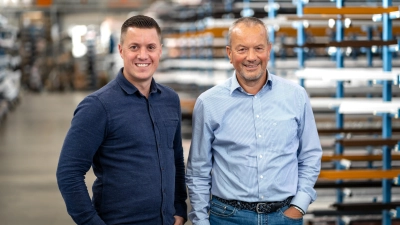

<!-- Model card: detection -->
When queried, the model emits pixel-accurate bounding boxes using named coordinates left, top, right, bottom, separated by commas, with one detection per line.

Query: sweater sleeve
left=56, top=96, right=107, bottom=225
left=173, top=94, right=188, bottom=220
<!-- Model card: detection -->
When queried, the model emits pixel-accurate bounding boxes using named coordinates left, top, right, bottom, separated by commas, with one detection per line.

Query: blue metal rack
left=296, top=0, right=306, bottom=87
left=294, top=0, right=399, bottom=224
left=382, top=1, right=394, bottom=224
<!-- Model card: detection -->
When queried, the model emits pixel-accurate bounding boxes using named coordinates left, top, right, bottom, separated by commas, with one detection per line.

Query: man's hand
left=283, top=206, right=303, bottom=219
left=174, top=215, right=185, bottom=225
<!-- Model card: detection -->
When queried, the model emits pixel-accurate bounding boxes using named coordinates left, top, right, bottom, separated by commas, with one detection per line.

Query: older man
left=186, top=16, right=322, bottom=225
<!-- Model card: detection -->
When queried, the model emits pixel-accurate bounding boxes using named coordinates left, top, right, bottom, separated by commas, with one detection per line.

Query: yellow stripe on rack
left=319, top=169, right=400, bottom=180
left=304, top=6, right=399, bottom=15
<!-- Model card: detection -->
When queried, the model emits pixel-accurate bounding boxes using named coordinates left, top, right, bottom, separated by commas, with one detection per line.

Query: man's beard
left=238, top=66, right=263, bottom=82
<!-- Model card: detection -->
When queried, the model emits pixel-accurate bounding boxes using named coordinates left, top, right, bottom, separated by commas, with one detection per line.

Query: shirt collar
left=229, top=70, right=273, bottom=95
left=117, top=68, right=160, bottom=95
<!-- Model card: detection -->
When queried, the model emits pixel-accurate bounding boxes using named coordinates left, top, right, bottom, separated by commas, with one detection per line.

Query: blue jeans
left=209, top=196, right=303, bottom=225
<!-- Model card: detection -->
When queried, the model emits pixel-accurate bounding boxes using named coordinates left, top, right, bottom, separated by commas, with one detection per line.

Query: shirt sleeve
left=186, top=98, right=213, bottom=225
left=56, top=96, right=107, bottom=225
left=173, top=95, right=188, bottom=220
left=291, top=89, right=322, bottom=214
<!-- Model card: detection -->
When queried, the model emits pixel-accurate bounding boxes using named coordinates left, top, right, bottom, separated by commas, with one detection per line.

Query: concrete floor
left=0, top=91, right=95, bottom=225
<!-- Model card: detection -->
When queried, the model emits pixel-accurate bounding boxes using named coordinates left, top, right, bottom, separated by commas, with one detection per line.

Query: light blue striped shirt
left=186, top=72, right=322, bottom=225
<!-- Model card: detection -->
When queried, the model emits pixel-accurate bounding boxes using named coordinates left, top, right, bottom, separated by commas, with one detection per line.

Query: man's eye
left=130, top=46, right=137, bottom=50
left=237, top=48, right=245, bottom=53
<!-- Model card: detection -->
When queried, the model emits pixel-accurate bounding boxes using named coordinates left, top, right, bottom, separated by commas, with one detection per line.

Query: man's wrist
left=290, top=204, right=305, bottom=215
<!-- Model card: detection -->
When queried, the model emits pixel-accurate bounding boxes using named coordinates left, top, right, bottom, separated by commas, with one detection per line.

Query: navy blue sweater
left=56, top=69, right=187, bottom=225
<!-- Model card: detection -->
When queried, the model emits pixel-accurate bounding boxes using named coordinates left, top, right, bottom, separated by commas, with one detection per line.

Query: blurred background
left=1, top=0, right=400, bottom=225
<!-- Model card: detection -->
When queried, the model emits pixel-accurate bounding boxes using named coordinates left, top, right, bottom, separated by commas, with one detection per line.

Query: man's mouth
left=244, top=64, right=258, bottom=68
left=136, top=63, right=150, bottom=67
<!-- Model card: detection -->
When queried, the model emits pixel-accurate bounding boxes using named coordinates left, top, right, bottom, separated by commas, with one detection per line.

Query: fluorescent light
left=328, top=19, right=335, bottom=28
left=344, top=18, right=351, bottom=28
left=372, top=11, right=400, bottom=22
left=264, top=3, right=280, bottom=12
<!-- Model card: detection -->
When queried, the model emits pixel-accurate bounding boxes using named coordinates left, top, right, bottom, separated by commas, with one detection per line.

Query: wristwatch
left=290, top=205, right=305, bottom=215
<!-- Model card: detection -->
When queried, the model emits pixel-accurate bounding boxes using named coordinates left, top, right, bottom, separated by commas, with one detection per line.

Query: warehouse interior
left=1, top=0, right=400, bottom=224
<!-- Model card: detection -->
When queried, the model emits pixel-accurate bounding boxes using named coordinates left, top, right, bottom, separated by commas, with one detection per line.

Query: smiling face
left=226, top=23, right=271, bottom=88
left=118, top=27, right=162, bottom=86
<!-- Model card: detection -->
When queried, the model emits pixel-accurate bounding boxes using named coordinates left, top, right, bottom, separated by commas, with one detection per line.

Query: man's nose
left=138, top=48, right=148, bottom=59
left=246, top=48, right=257, bottom=61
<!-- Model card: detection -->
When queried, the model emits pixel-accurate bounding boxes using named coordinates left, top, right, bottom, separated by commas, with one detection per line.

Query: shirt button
left=259, top=155, right=263, bottom=158
left=256, top=115, right=259, bottom=118
left=260, top=175, right=263, bottom=179
left=255, top=96, right=257, bottom=98
left=260, top=196, right=264, bottom=199
left=258, top=134, right=262, bottom=138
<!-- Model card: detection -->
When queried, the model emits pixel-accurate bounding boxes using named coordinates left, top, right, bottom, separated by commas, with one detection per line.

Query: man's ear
left=159, top=44, right=163, bottom=57
left=266, top=43, right=272, bottom=61
left=226, top=46, right=232, bottom=64
left=118, top=44, right=123, bottom=58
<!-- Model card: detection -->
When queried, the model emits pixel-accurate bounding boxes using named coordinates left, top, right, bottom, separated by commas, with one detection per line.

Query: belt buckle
left=256, top=203, right=267, bottom=213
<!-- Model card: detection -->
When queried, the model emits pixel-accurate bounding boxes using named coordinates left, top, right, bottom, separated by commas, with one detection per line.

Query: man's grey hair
left=227, top=17, right=270, bottom=46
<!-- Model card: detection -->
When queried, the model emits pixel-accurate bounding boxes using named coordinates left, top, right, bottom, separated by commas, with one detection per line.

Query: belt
left=214, top=196, right=293, bottom=214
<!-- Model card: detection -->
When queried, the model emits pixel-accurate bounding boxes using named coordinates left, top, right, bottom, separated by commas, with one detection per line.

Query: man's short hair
left=227, top=17, right=269, bottom=46
left=120, top=15, right=161, bottom=44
